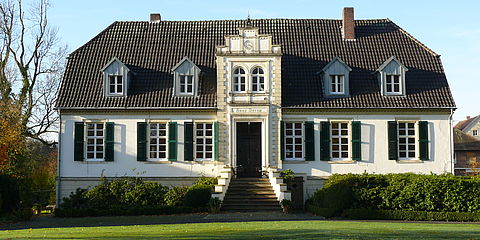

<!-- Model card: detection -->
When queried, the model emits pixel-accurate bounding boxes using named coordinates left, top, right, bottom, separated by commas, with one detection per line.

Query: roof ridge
left=113, top=18, right=390, bottom=23
left=386, top=18, right=440, bottom=57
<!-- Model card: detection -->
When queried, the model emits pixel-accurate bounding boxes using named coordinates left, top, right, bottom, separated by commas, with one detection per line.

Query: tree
left=0, top=0, right=66, bottom=145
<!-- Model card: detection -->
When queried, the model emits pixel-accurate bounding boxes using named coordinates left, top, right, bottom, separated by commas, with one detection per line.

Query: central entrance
left=236, top=122, right=262, bottom=178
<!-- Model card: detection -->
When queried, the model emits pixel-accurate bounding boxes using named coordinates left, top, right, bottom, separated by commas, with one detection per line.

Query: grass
left=3, top=220, right=480, bottom=239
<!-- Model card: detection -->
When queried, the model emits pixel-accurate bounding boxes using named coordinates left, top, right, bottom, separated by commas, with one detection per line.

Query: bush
left=194, top=176, right=217, bottom=188
left=208, top=198, right=222, bottom=213
left=184, top=184, right=212, bottom=208
left=343, top=208, right=480, bottom=222
left=164, top=186, right=189, bottom=207
left=0, top=174, right=21, bottom=214
left=307, top=173, right=480, bottom=217
left=56, top=176, right=218, bottom=217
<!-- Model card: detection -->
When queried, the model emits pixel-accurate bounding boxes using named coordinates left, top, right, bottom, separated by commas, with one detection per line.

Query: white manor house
left=56, top=8, right=456, bottom=209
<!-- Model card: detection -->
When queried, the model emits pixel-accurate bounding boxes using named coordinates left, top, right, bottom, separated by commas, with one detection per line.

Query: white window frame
left=330, top=121, right=350, bottom=160
left=329, top=75, right=345, bottom=94
left=233, top=67, right=246, bottom=93
left=385, top=74, right=402, bottom=95
left=397, top=121, right=418, bottom=160
left=251, top=67, right=265, bottom=93
left=85, top=122, right=105, bottom=161
left=108, top=75, right=123, bottom=95
left=179, top=74, right=194, bottom=95
left=194, top=122, right=214, bottom=161
left=473, top=130, right=479, bottom=137
left=284, top=122, right=304, bottom=160
left=148, top=122, right=169, bottom=161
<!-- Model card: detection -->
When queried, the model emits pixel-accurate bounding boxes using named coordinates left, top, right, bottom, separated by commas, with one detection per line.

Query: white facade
left=57, top=25, right=455, bottom=204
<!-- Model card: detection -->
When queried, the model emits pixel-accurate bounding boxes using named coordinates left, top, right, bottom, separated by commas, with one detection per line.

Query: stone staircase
left=221, top=178, right=282, bottom=212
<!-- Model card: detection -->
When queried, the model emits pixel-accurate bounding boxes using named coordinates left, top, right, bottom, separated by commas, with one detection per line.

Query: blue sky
left=49, top=0, right=480, bottom=121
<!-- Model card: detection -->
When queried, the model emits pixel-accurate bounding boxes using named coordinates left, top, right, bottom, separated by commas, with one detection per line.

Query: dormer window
left=330, top=75, right=345, bottom=94
left=108, top=75, right=123, bottom=95
left=386, top=74, right=401, bottom=94
left=377, top=56, right=408, bottom=96
left=171, top=57, right=200, bottom=96
left=322, top=57, right=351, bottom=97
left=179, top=75, right=193, bottom=94
left=251, top=67, right=265, bottom=92
left=233, top=67, right=246, bottom=92
left=102, top=58, right=131, bottom=97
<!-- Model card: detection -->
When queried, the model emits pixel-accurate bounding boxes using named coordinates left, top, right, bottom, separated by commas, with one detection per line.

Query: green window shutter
left=388, top=121, right=398, bottom=160
left=137, top=122, right=147, bottom=161
left=184, top=122, right=194, bottom=161
left=419, top=121, right=429, bottom=160
left=168, top=122, right=178, bottom=161
left=74, top=122, right=84, bottom=162
left=351, top=121, right=362, bottom=161
left=320, top=121, right=330, bottom=161
left=304, top=121, right=315, bottom=161
left=280, top=121, right=285, bottom=161
left=105, top=122, right=115, bottom=162
left=214, top=121, right=219, bottom=161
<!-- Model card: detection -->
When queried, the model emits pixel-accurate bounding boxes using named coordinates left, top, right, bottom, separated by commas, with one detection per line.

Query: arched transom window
left=233, top=67, right=246, bottom=92
left=251, top=67, right=265, bottom=92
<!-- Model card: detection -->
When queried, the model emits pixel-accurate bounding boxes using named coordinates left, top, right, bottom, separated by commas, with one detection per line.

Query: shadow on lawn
left=4, top=227, right=480, bottom=240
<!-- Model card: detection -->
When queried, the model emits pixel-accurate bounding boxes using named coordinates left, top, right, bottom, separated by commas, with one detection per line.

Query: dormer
left=322, top=57, right=352, bottom=97
left=102, top=58, right=131, bottom=97
left=377, top=56, right=408, bottom=96
left=171, top=57, right=201, bottom=96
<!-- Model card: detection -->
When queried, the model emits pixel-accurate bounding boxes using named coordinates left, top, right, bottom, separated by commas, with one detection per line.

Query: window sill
left=327, top=160, right=357, bottom=164
left=83, top=160, right=108, bottom=164
left=397, top=159, right=423, bottom=163
left=145, top=160, right=172, bottom=164
left=192, top=160, right=223, bottom=165
left=282, top=160, right=309, bottom=164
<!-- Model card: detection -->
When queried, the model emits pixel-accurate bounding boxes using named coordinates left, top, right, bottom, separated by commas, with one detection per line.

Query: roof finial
left=246, top=11, right=252, bottom=27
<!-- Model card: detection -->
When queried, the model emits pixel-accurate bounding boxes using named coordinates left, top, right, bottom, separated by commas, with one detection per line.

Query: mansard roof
left=57, top=18, right=456, bottom=109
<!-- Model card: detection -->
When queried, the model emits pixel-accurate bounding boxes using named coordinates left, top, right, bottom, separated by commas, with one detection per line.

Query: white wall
left=281, top=113, right=453, bottom=176
left=59, top=113, right=220, bottom=179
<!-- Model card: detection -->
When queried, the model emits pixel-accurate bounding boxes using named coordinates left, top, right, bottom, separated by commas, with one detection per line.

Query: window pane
left=187, top=76, right=193, bottom=84
left=110, top=85, right=116, bottom=93
left=187, top=85, right=192, bottom=93
left=109, top=76, right=115, bottom=84
left=180, top=76, right=185, bottom=84
left=117, top=76, right=122, bottom=84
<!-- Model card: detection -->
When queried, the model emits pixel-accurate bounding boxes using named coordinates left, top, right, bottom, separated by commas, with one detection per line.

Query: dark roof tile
left=57, top=19, right=456, bottom=109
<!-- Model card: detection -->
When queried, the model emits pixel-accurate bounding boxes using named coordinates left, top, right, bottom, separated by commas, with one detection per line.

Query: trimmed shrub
left=164, top=186, right=189, bottom=207
left=308, top=173, right=480, bottom=216
left=56, top=176, right=217, bottom=217
left=184, top=184, right=212, bottom=208
left=343, top=209, right=480, bottom=222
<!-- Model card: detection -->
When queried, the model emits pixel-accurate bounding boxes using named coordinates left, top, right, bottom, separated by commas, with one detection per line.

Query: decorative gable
left=171, top=57, right=201, bottom=96
left=216, top=27, right=281, bottom=55
left=322, top=57, right=352, bottom=97
left=101, top=58, right=131, bottom=97
left=377, top=56, right=408, bottom=96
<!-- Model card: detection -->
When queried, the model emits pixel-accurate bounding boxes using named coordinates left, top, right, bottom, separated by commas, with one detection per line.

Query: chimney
left=342, top=7, right=355, bottom=40
left=467, top=116, right=471, bottom=119
left=150, top=13, right=161, bottom=23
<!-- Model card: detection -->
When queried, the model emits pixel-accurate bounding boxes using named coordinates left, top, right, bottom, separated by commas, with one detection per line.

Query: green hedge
left=343, top=209, right=480, bottom=222
left=308, top=173, right=480, bottom=215
left=54, top=205, right=203, bottom=218
left=56, top=176, right=217, bottom=217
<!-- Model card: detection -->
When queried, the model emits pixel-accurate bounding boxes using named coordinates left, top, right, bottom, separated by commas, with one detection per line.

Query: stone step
left=221, top=205, right=282, bottom=212
left=224, top=195, right=278, bottom=200
left=227, top=186, right=274, bottom=191
left=226, top=190, right=276, bottom=195
left=228, top=182, right=272, bottom=187
left=231, top=178, right=270, bottom=182
left=222, top=201, right=281, bottom=206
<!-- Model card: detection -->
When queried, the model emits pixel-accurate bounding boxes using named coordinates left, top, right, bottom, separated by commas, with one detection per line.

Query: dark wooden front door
left=236, top=122, right=262, bottom=178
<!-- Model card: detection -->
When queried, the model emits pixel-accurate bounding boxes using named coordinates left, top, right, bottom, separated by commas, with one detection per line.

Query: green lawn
left=3, top=220, right=480, bottom=240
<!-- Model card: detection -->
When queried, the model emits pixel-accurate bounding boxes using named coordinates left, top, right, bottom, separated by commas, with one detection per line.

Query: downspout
left=449, top=109, right=454, bottom=174
left=56, top=113, right=62, bottom=206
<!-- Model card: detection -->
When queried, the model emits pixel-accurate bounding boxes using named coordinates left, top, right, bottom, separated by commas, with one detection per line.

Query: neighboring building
left=454, top=129, right=480, bottom=176
left=455, top=115, right=480, bottom=139
left=56, top=8, right=456, bottom=205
